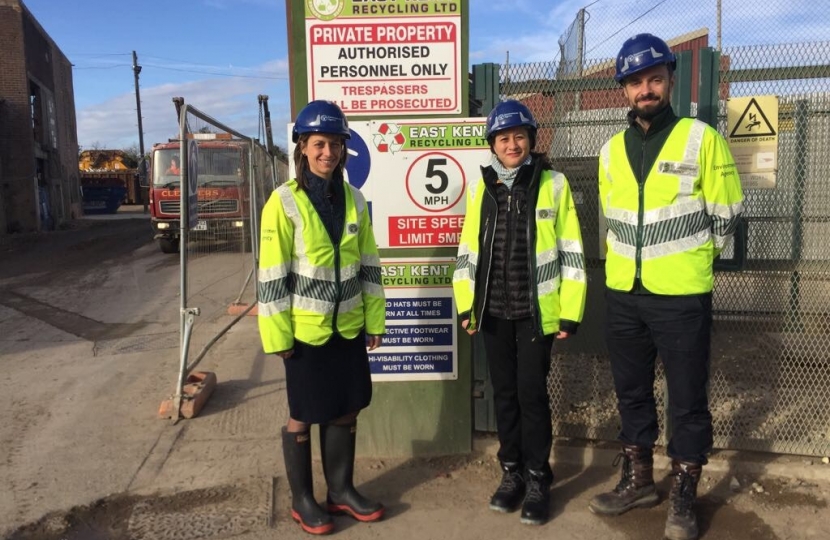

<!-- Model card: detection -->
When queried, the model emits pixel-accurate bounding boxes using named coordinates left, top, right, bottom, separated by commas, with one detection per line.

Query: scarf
left=490, top=153, right=532, bottom=190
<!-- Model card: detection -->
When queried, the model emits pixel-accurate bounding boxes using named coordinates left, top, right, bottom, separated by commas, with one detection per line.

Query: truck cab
left=148, top=136, right=251, bottom=253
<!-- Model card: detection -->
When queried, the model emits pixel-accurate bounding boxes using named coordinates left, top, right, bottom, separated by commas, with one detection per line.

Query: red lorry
left=148, top=135, right=252, bottom=253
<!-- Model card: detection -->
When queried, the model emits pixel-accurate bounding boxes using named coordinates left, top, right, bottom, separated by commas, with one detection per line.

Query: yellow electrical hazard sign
left=728, top=96, right=778, bottom=139
left=727, top=95, right=779, bottom=189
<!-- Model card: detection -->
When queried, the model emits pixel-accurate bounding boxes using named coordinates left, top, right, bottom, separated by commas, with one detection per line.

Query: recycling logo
left=373, top=123, right=406, bottom=154
left=307, top=0, right=343, bottom=20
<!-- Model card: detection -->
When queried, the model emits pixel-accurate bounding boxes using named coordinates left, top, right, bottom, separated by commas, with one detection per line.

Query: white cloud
left=77, top=59, right=292, bottom=151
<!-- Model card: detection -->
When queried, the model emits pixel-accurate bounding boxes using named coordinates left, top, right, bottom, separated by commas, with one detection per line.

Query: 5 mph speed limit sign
left=405, top=152, right=466, bottom=213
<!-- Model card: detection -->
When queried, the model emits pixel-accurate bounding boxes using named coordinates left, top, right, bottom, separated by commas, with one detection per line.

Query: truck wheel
left=158, top=238, right=179, bottom=254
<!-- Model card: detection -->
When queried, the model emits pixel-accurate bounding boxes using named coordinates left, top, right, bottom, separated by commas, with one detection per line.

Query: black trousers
left=482, top=316, right=554, bottom=475
left=605, top=289, right=713, bottom=464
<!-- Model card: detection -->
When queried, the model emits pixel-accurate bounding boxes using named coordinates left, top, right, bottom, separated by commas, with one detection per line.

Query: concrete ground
left=1, top=207, right=829, bottom=540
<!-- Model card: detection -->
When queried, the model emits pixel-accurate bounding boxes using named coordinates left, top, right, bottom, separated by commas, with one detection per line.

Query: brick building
left=0, top=0, right=79, bottom=235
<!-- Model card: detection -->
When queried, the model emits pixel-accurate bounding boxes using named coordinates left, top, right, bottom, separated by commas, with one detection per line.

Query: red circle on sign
left=404, top=152, right=466, bottom=213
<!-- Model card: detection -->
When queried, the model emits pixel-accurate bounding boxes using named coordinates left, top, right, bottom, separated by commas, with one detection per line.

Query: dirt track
left=1, top=209, right=830, bottom=540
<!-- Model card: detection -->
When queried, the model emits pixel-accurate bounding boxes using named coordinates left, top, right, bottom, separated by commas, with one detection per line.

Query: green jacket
left=257, top=179, right=385, bottom=353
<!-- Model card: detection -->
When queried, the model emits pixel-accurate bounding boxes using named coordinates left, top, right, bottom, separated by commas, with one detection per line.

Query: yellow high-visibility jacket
left=258, top=179, right=385, bottom=353
left=453, top=167, right=587, bottom=335
left=599, top=118, right=744, bottom=295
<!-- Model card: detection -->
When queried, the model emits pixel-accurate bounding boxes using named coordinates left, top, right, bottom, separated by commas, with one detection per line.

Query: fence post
left=472, top=63, right=500, bottom=116
left=671, top=50, right=693, bottom=119
left=697, top=47, right=721, bottom=128
left=788, top=100, right=809, bottom=333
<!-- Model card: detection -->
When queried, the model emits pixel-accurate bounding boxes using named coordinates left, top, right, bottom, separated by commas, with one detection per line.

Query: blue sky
left=21, top=0, right=821, bottom=152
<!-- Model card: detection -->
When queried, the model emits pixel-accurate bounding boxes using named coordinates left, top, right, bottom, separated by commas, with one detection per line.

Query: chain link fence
left=488, top=0, right=830, bottom=456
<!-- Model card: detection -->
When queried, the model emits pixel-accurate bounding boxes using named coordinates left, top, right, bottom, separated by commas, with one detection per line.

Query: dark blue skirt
left=283, top=331, right=372, bottom=424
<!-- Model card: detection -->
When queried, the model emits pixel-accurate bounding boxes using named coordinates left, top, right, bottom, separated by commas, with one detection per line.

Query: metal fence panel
left=162, top=102, right=286, bottom=420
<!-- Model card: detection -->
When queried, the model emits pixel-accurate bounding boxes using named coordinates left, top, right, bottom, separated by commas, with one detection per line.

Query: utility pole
left=716, top=0, right=722, bottom=51
left=133, top=50, right=148, bottom=213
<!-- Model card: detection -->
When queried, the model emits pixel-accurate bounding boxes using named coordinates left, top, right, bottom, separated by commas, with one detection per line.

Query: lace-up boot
left=519, top=469, right=552, bottom=525
left=489, top=461, right=525, bottom=512
left=589, top=444, right=659, bottom=515
left=664, top=460, right=702, bottom=540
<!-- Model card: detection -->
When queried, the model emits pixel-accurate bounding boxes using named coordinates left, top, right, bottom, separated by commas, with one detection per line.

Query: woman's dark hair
left=292, top=133, right=348, bottom=191
left=531, top=151, right=553, bottom=170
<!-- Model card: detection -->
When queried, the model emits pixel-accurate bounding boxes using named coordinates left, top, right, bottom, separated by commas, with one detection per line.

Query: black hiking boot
left=489, top=461, right=525, bottom=513
left=664, top=460, right=702, bottom=540
left=519, top=469, right=552, bottom=525
left=588, top=444, right=659, bottom=516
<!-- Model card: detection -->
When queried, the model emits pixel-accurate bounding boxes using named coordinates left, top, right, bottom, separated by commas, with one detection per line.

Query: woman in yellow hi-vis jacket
left=453, top=99, right=587, bottom=526
left=258, top=100, right=385, bottom=535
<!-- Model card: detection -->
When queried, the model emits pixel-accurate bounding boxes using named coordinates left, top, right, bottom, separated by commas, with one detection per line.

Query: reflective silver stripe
left=295, top=259, right=336, bottom=282
left=278, top=186, right=307, bottom=260
left=600, top=141, right=613, bottom=210
left=606, top=206, right=638, bottom=225
left=362, top=281, right=384, bottom=297
left=362, top=253, right=381, bottom=268
left=259, top=262, right=290, bottom=282
left=562, top=266, right=586, bottom=283
left=258, top=297, right=290, bottom=317
left=607, top=230, right=636, bottom=259
left=348, top=184, right=365, bottom=216
left=600, top=141, right=612, bottom=173
left=641, top=229, right=710, bottom=260
left=684, top=120, right=706, bottom=162
left=557, top=238, right=584, bottom=256
left=551, top=172, right=565, bottom=222
left=340, top=261, right=359, bottom=281
left=706, top=200, right=744, bottom=220
left=468, top=179, right=480, bottom=201
left=537, top=275, right=561, bottom=296
left=453, top=244, right=478, bottom=292
left=294, top=294, right=335, bottom=314
left=537, top=247, right=558, bottom=266
left=643, top=199, right=705, bottom=225
left=677, top=120, right=706, bottom=198
left=712, top=233, right=731, bottom=250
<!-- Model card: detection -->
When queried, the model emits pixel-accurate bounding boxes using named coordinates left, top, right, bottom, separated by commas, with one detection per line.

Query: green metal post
left=671, top=50, right=693, bottom=118
left=788, top=100, right=808, bottom=333
left=697, top=47, right=721, bottom=128
left=473, top=63, right=500, bottom=116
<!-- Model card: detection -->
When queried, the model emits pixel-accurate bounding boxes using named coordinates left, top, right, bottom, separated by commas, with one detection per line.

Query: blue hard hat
left=485, top=100, right=538, bottom=140
left=614, top=33, right=676, bottom=83
left=292, top=100, right=350, bottom=143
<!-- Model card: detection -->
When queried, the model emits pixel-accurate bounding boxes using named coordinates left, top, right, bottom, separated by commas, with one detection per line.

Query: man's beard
left=633, top=94, right=669, bottom=121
